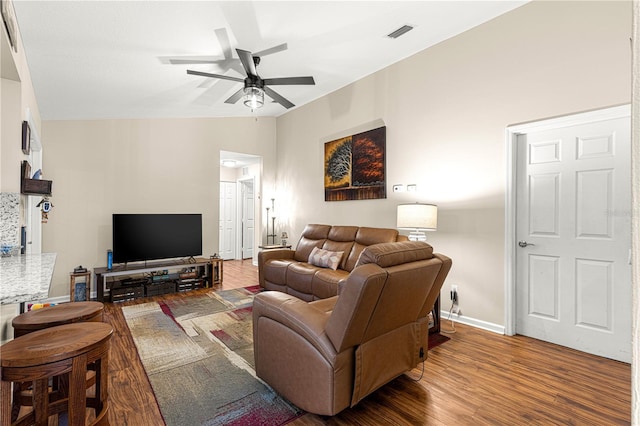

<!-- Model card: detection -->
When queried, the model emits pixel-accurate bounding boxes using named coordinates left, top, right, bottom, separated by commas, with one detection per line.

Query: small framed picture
left=21, top=120, right=30, bottom=155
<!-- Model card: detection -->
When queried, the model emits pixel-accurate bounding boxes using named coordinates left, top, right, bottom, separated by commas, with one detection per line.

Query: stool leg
left=11, top=381, right=22, bottom=422
left=2, top=380, right=12, bottom=425
left=33, top=377, right=49, bottom=425
left=96, top=351, right=109, bottom=414
left=69, top=353, right=88, bottom=425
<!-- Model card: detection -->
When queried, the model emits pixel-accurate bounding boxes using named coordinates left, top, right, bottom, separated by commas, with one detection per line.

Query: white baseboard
left=440, top=310, right=505, bottom=335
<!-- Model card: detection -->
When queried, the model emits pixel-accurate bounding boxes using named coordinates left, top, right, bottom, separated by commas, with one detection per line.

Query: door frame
left=504, top=104, right=631, bottom=336
left=236, top=175, right=256, bottom=261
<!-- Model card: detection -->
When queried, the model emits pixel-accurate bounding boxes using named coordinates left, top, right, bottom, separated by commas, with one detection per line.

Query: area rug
left=121, top=286, right=302, bottom=426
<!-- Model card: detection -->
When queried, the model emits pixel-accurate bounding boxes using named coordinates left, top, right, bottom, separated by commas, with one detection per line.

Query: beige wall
left=42, top=117, right=276, bottom=298
left=275, top=1, right=632, bottom=326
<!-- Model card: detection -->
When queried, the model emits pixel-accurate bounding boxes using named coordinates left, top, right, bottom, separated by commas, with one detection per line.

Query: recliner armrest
left=253, top=291, right=338, bottom=362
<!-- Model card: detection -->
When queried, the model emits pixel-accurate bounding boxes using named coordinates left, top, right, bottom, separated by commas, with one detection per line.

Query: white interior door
left=515, top=113, right=631, bottom=363
left=240, top=179, right=255, bottom=259
left=219, top=181, right=236, bottom=260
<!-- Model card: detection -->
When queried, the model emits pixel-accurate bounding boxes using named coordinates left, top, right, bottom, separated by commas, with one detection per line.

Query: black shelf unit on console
left=94, top=258, right=212, bottom=302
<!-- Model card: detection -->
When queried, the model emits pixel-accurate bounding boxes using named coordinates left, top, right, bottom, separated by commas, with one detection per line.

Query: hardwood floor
left=102, top=260, right=631, bottom=425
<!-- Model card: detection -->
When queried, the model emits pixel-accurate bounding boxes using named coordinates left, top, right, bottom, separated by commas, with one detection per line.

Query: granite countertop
left=0, top=253, right=57, bottom=305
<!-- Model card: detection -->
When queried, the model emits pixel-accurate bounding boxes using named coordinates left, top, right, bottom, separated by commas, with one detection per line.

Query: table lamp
left=397, top=203, right=437, bottom=241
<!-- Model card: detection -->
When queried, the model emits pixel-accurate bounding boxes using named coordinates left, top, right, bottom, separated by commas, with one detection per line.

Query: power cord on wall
left=441, top=301, right=457, bottom=334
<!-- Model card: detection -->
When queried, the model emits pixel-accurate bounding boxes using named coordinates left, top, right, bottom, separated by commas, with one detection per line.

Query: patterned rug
left=121, top=286, right=302, bottom=426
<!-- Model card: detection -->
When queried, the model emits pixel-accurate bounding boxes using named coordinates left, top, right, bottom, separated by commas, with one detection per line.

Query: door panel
left=529, top=173, right=559, bottom=236
left=516, top=115, right=631, bottom=363
left=219, top=181, right=236, bottom=260
left=241, top=179, right=255, bottom=259
left=528, top=254, right=559, bottom=319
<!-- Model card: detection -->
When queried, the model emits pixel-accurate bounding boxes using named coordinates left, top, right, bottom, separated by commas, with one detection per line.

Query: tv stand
left=94, top=257, right=216, bottom=302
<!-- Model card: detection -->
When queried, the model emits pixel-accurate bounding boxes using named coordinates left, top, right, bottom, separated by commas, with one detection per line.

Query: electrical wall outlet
left=450, top=284, right=458, bottom=303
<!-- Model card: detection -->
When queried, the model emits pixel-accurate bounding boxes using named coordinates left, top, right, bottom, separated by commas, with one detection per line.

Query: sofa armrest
left=253, top=291, right=337, bottom=361
left=258, top=249, right=295, bottom=286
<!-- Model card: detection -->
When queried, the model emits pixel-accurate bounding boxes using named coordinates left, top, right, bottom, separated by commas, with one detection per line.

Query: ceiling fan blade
left=236, top=48, right=258, bottom=77
left=224, top=88, right=245, bottom=104
left=186, top=70, right=244, bottom=83
left=214, top=28, right=234, bottom=60
left=263, top=76, right=315, bottom=86
left=264, top=86, right=295, bottom=109
left=169, top=58, right=218, bottom=65
left=254, top=43, right=288, bottom=58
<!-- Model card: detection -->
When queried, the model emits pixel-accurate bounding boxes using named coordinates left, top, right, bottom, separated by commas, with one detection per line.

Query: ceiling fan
left=186, top=48, right=315, bottom=109
left=161, top=28, right=288, bottom=78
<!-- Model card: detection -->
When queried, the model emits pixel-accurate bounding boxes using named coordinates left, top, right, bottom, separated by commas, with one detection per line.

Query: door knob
left=518, top=241, right=535, bottom=248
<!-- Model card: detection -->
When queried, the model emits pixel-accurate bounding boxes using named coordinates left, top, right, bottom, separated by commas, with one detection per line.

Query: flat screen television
left=112, top=214, right=202, bottom=264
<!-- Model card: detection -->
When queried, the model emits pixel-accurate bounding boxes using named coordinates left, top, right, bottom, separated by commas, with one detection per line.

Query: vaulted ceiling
left=13, top=1, right=527, bottom=120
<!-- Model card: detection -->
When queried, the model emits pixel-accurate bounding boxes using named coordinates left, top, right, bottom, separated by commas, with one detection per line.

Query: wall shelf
left=20, top=160, right=52, bottom=196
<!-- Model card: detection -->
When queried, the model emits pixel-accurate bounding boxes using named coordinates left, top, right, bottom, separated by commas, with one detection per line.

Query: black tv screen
left=112, top=214, right=202, bottom=264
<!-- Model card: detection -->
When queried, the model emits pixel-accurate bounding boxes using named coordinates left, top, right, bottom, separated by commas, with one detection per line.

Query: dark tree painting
left=324, top=126, right=386, bottom=201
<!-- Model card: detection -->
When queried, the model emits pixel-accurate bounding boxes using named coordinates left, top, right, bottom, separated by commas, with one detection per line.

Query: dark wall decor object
left=21, top=121, right=30, bottom=154
left=20, top=160, right=52, bottom=195
left=324, top=126, right=386, bottom=201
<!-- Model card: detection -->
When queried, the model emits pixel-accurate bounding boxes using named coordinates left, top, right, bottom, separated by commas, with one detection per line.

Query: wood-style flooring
left=103, top=260, right=631, bottom=425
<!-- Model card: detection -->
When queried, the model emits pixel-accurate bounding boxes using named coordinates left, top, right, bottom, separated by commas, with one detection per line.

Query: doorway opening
left=219, top=151, right=261, bottom=264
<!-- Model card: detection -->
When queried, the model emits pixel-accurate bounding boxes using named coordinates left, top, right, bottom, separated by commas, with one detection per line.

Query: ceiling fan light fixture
left=243, top=86, right=264, bottom=109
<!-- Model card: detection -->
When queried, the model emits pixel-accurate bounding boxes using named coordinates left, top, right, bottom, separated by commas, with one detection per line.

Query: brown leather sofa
left=258, top=224, right=409, bottom=301
left=253, top=240, right=452, bottom=415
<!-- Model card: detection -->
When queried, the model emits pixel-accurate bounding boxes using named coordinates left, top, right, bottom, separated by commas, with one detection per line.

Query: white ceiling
left=13, top=1, right=527, bottom=121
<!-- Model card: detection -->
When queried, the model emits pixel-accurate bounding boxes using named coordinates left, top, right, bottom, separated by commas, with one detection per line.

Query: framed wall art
left=324, top=126, right=386, bottom=201
left=21, top=120, right=30, bottom=155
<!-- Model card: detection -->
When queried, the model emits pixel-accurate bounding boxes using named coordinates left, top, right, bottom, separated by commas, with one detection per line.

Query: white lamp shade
left=397, top=203, right=437, bottom=230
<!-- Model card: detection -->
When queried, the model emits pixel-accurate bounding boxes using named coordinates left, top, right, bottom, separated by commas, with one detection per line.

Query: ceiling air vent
left=387, top=25, right=414, bottom=39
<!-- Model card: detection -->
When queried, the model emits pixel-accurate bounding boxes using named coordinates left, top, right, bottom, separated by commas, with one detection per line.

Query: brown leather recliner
left=253, top=241, right=452, bottom=416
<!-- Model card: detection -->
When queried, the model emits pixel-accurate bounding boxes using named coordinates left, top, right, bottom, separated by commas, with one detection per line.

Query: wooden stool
left=10, top=302, right=105, bottom=420
left=12, top=301, right=104, bottom=338
left=1, top=322, right=112, bottom=425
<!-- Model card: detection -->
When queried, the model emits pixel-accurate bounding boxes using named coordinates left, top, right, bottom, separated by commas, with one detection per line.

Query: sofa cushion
left=328, top=226, right=358, bottom=242
left=313, top=269, right=349, bottom=299
left=309, top=247, right=344, bottom=270
left=321, top=240, right=354, bottom=270
left=263, top=258, right=296, bottom=284
left=287, top=262, right=320, bottom=295
left=295, top=237, right=326, bottom=262
left=343, top=227, right=401, bottom=272
left=293, top=224, right=332, bottom=262
left=354, top=227, right=399, bottom=246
